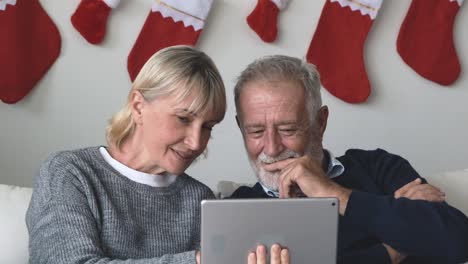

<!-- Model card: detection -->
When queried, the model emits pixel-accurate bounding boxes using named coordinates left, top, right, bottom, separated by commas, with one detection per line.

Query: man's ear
left=130, top=91, right=145, bottom=125
left=316, top=105, right=329, bottom=139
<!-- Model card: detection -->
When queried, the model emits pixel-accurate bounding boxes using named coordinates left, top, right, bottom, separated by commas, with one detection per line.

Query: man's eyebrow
left=243, top=121, right=298, bottom=128
left=275, top=121, right=299, bottom=126
left=243, top=123, right=265, bottom=129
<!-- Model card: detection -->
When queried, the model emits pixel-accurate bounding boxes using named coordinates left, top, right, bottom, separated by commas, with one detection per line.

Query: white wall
left=1, top=0, right=467, bottom=190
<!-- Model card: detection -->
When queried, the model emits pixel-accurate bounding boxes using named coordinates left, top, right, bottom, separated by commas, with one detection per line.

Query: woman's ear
left=130, top=91, right=145, bottom=125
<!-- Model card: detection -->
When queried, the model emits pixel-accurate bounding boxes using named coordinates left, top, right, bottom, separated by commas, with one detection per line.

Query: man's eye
left=247, top=130, right=264, bottom=137
left=280, top=129, right=296, bottom=136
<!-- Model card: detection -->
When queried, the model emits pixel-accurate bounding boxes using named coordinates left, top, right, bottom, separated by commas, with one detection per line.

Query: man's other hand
left=383, top=243, right=407, bottom=264
left=394, top=178, right=445, bottom=202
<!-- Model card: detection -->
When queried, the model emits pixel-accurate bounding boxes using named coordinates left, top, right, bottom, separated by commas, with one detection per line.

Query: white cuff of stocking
left=152, top=0, right=213, bottom=31
left=0, top=0, right=17, bottom=11
left=331, top=0, right=383, bottom=19
left=103, top=0, right=120, bottom=9
left=450, top=0, right=464, bottom=6
left=271, top=0, right=289, bottom=10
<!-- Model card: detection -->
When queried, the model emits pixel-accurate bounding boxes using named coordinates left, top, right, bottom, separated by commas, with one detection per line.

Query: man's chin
left=249, top=160, right=280, bottom=191
left=256, top=172, right=280, bottom=192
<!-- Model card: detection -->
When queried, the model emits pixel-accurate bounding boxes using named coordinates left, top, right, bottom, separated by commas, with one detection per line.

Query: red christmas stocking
left=127, top=0, right=213, bottom=81
left=247, top=0, right=289, bottom=43
left=306, top=0, right=383, bottom=104
left=397, top=0, right=463, bottom=86
left=71, top=0, right=120, bottom=45
left=0, top=0, right=61, bottom=104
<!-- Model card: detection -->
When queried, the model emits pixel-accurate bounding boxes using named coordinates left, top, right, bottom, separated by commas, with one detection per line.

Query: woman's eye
left=177, top=116, right=190, bottom=123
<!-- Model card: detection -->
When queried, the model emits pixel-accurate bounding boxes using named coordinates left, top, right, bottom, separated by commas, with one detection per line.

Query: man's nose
left=264, top=130, right=284, bottom=157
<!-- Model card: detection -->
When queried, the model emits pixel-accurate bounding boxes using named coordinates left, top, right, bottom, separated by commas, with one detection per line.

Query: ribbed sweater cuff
left=172, top=250, right=197, bottom=263
left=339, top=244, right=391, bottom=264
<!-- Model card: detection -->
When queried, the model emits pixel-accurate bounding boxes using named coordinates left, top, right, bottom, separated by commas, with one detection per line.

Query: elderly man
left=230, top=55, right=468, bottom=263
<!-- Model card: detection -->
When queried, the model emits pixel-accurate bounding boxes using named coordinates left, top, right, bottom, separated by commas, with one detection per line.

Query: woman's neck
left=107, top=137, right=166, bottom=175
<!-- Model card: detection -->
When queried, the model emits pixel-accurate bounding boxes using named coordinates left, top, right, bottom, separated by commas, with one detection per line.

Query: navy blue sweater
left=230, top=149, right=468, bottom=264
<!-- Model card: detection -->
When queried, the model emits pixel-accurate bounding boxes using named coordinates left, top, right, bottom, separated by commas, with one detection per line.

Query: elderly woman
left=26, top=46, right=226, bottom=264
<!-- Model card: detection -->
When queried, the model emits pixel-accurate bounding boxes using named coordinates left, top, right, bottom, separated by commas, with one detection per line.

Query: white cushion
left=425, top=170, right=468, bottom=264
left=0, top=184, right=32, bottom=264
left=425, top=169, right=468, bottom=216
left=216, top=180, right=254, bottom=199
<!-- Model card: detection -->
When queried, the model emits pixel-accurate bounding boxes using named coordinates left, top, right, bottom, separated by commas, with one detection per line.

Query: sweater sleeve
left=343, top=149, right=468, bottom=263
left=26, top=153, right=198, bottom=264
left=338, top=244, right=391, bottom=264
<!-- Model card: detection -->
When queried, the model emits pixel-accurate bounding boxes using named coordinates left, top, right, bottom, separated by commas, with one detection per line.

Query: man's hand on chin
left=263, top=155, right=352, bottom=215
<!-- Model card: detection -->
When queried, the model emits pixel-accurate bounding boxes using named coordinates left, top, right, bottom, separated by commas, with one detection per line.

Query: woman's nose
left=184, top=126, right=203, bottom=151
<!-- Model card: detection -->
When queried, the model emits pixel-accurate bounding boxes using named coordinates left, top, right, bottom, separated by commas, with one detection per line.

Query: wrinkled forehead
left=238, top=81, right=308, bottom=125
left=239, top=80, right=306, bottom=113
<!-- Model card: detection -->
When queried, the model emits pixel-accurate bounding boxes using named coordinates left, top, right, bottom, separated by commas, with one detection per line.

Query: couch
left=2, top=169, right=467, bottom=264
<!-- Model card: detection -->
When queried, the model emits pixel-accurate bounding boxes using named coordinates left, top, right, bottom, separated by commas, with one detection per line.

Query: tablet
left=201, top=198, right=338, bottom=264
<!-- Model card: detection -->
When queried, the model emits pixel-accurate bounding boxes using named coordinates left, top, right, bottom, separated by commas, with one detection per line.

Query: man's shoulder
left=340, top=148, right=390, bottom=158
left=229, top=183, right=268, bottom=199
left=336, top=148, right=412, bottom=179
left=338, top=148, right=401, bottom=164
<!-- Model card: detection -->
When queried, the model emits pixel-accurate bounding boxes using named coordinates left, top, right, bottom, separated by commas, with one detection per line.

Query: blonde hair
left=106, top=45, right=226, bottom=150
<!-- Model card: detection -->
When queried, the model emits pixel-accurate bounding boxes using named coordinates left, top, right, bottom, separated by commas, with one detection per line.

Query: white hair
left=234, top=55, right=322, bottom=123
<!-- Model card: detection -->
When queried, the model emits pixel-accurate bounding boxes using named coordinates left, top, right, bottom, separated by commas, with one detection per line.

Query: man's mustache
left=257, top=150, right=300, bottom=164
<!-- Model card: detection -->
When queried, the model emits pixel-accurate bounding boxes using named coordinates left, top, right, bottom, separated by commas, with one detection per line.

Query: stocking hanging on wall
left=0, top=0, right=62, bottom=104
left=397, top=0, right=464, bottom=86
left=306, top=0, right=383, bottom=104
left=247, top=0, right=289, bottom=43
left=127, top=0, right=213, bottom=82
left=71, top=0, right=121, bottom=45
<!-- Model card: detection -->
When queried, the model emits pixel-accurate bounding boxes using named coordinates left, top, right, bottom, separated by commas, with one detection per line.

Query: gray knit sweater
left=26, top=147, right=215, bottom=264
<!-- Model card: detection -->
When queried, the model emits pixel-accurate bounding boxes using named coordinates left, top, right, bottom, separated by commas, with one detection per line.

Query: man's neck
left=321, top=149, right=330, bottom=173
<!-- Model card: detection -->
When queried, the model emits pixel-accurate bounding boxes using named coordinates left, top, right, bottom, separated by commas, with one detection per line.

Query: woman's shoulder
left=179, top=174, right=215, bottom=199
left=32, top=146, right=104, bottom=204
left=45, top=146, right=101, bottom=164
left=37, top=146, right=103, bottom=184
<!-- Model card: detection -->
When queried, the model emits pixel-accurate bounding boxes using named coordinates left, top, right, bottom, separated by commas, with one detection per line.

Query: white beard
left=248, top=137, right=324, bottom=192
left=245, top=120, right=325, bottom=192
left=249, top=150, right=300, bottom=192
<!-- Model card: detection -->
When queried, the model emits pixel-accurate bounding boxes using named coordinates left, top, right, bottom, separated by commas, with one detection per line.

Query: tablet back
left=201, top=198, right=338, bottom=264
